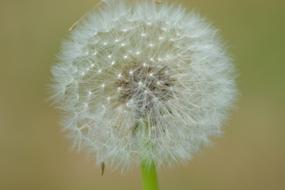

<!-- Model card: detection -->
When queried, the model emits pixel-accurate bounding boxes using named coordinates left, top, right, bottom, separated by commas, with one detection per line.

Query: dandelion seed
left=138, top=81, right=143, bottom=86
left=117, top=73, right=123, bottom=79
left=122, top=28, right=129, bottom=32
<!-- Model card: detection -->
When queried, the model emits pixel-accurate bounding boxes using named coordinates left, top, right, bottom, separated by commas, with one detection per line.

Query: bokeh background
left=1, top=0, right=284, bottom=190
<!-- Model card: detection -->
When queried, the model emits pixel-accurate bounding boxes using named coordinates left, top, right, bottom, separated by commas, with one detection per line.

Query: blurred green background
left=0, top=0, right=284, bottom=190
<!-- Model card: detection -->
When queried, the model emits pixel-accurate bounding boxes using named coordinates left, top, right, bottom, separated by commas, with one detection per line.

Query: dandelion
left=51, top=0, right=236, bottom=189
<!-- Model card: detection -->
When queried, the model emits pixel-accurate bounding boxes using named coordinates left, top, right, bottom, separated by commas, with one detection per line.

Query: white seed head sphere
left=52, top=0, right=236, bottom=169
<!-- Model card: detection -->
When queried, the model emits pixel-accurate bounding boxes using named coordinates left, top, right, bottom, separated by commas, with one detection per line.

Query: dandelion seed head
left=51, top=0, right=237, bottom=169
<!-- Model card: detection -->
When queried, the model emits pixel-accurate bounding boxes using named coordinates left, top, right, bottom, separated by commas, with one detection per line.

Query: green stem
left=140, top=160, right=159, bottom=190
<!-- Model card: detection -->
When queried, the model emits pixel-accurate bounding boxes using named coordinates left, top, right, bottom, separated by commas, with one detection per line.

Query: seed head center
left=116, top=62, right=175, bottom=114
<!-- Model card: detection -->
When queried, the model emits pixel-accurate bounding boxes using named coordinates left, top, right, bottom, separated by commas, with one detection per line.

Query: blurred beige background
left=0, top=0, right=284, bottom=190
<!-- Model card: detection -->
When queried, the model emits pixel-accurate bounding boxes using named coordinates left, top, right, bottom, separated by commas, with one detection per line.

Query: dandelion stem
left=140, top=160, right=159, bottom=190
